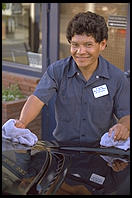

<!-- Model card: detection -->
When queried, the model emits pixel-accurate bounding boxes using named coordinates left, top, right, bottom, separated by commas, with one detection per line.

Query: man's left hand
left=108, top=123, right=129, bottom=141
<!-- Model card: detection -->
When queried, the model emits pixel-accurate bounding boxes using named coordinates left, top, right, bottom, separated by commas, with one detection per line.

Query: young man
left=15, top=11, right=130, bottom=144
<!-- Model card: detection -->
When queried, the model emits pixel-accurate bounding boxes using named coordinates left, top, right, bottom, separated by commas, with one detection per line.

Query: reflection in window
left=2, top=3, right=42, bottom=71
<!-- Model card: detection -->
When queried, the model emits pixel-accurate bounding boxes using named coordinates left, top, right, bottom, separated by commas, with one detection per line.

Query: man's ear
left=100, top=39, right=107, bottom=51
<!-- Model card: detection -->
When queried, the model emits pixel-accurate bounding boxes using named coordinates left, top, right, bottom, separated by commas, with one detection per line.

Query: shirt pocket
left=56, top=91, right=76, bottom=122
left=57, top=78, right=80, bottom=122
left=90, top=95, right=113, bottom=127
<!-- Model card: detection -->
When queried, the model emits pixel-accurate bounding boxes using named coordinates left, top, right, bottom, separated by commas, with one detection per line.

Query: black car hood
left=2, top=139, right=130, bottom=195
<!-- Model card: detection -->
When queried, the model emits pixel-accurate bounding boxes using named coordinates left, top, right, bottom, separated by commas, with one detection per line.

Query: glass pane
left=59, top=3, right=128, bottom=71
left=2, top=3, right=42, bottom=71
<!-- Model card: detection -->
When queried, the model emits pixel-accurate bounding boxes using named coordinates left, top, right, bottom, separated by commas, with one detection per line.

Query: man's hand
left=15, top=120, right=26, bottom=129
left=108, top=159, right=128, bottom=172
left=108, top=115, right=130, bottom=141
left=108, top=123, right=129, bottom=141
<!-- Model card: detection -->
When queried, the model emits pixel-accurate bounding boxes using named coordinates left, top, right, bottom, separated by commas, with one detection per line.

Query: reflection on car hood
left=2, top=139, right=130, bottom=195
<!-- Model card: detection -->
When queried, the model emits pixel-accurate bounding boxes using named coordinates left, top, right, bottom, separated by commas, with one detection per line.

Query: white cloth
left=2, top=119, right=38, bottom=146
left=100, top=155, right=128, bottom=168
left=100, top=131, right=130, bottom=151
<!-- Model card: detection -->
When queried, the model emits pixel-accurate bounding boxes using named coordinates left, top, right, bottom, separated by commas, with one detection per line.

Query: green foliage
left=2, top=84, right=26, bottom=101
left=2, top=3, right=6, bottom=10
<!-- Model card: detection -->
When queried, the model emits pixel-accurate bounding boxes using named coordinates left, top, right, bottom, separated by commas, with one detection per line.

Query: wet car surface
left=2, top=138, right=130, bottom=195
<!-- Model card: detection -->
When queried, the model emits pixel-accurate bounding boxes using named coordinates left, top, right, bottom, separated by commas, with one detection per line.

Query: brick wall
left=2, top=71, right=42, bottom=139
left=2, top=71, right=40, bottom=96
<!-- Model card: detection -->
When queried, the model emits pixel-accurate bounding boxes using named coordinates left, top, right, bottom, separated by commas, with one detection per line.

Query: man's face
left=70, top=34, right=107, bottom=69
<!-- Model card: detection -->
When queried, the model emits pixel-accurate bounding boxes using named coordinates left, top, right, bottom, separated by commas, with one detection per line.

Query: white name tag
left=90, top=173, right=105, bottom=185
left=92, top=84, right=108, bottom=98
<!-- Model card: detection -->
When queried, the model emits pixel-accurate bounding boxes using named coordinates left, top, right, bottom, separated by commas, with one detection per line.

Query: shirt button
left=77, top=72, right=80, bottom=75
left=82, top=118, right=86, bottom=120
left=81, top=134, right=85, bottom=137
left=96, top=75, right=99, bottom=79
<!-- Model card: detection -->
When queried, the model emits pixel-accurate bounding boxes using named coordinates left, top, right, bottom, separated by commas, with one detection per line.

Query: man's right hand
left=15, top=120, right=26, bottom=129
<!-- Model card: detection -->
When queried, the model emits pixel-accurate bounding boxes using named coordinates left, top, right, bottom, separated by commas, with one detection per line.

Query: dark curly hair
left=66, top=11, right=108, bottom=43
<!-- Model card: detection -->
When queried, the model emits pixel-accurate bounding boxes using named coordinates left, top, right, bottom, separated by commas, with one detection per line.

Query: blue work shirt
left=33, top=55, right=130, bottom=144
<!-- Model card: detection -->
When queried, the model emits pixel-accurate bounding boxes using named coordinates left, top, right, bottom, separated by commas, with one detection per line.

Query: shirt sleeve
left=33, top=65, right=58, bottom=106
left=114, top=73, right=130, bottom=119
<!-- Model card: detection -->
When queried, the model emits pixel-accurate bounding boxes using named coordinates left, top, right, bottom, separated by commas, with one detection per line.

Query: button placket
left=80, top=85, right=88, bottom=140
left=96, top=75, right=99, bottom=79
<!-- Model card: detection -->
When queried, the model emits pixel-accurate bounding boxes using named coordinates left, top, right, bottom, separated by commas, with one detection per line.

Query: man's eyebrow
left=84, top=41, right=94, bottom=44
left=71, top=41, right=94, bottom=44
left=71, top=41, right=78, bottom=43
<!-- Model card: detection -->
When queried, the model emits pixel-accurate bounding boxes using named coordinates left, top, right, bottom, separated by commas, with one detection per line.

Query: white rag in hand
left=2, top=119, right=38, bottom=146
left=100, top=131, right=130, bottom=151
left=100, top=155, right=129, bottom=168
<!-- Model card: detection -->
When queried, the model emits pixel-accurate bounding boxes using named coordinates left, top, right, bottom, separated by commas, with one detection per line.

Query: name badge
left=90, top=173, right=105, bottom=185
left=92, top=84, right=108, bottom=98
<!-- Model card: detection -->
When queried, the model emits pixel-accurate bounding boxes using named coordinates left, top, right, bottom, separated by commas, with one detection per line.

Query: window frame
left=124, top=3, right=130, bottom=74
left=2, top=3, right=59, bottom=78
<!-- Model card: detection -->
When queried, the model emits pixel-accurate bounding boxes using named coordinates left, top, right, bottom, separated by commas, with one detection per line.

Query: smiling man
left=70, top=34, right=106, bottom=81
left=15, top=11, right=130, bottom=144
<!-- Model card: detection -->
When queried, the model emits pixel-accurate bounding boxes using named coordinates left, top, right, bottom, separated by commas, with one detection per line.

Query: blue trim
left=2, top=64, right=43, bottom=78
left=41, top=3, right=59, bottom=141
left=41, top=3, right=50, bottom=74
left=49, top=3, right=59, bottom=63
left=124, top=3, right=130, bottom=73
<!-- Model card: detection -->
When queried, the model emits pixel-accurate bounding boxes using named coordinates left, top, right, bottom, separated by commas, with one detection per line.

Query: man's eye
left=71, top=43, right=78, bottom=48
left=86, top=43, right=93, bottom=47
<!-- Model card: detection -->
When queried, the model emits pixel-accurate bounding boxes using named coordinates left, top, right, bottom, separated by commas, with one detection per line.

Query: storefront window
left=2, top=3, right=42, bottom=71
left=59, top=3, right=128, bottom=71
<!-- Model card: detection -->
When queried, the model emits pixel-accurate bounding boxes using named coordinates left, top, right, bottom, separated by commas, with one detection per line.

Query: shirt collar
left=67, top=55, right=110, bottom=79
left=67, top=56, right=79, bottom=78
left=95, top=55, right=110, bottom=79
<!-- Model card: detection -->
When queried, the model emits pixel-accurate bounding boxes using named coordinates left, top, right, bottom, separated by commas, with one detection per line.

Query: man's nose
left=77, top=46, right=87, bottom=54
